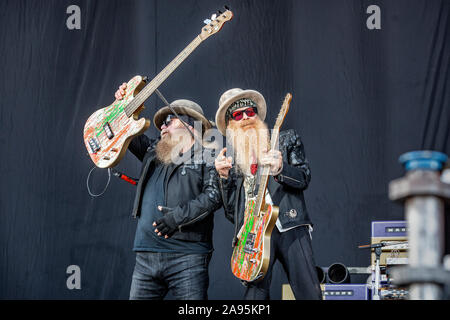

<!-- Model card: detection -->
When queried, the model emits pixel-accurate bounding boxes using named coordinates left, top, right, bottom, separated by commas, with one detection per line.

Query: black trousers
left=243, top=225, right=323, bottom=300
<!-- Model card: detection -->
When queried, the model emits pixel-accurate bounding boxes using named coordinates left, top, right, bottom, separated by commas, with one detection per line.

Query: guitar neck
left=125, top=35, right=203, bottom=116
left=253, top=93, right=291, bottom=213
left=254, top=128, right=281, bottom=213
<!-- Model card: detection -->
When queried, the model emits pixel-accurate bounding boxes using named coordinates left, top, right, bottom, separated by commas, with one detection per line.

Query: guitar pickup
left=243, top=233, right=256, bottom=254
left=88, top=137, right=101, bottom=154
left=103, top=122, right=114, bottom=139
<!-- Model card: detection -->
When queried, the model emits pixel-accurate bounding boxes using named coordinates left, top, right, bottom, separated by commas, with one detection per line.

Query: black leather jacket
left=219, top=129, right=313, bottom=247
left=128, top=134, right=222, bottom=242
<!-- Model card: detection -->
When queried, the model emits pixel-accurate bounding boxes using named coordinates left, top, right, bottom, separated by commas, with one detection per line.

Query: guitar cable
left=86, top=166, right=138, bottom=197
left=110, top=168, right=138, bottom=186
left=86, top=166, right=111, bottom=197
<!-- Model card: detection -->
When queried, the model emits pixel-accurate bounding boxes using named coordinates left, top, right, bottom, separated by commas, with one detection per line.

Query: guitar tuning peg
left=203, top=19, right=212, bottom=25
left=224, top=5, right=230, bottom=10
left=211, top=13, right=217, bottom=21
left=217, top=10, right=223, bottom=15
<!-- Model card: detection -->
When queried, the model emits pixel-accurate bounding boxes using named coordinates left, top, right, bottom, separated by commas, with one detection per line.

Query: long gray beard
left=226, top=120, right=269, bottom=175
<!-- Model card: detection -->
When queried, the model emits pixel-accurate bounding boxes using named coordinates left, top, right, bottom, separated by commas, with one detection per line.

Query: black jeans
left=129, top=252, right=211, bottom=300
left=243, top=225, right=322, bottom=300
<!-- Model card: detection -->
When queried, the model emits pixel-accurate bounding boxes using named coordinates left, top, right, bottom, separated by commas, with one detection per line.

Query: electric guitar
left=230, top=93, right=292, bottom=282
left=83, top=8, right=233, bottom=168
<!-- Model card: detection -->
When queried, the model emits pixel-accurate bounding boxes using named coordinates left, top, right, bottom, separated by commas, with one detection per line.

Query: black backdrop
left=0, top=0, right=449, bottom=299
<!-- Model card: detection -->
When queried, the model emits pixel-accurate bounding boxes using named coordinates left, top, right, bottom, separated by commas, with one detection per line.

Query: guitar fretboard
left=124, top=36, right=203, bottom=117
left=254, top=128, right=280, bottom=215
left=253, top=93, right=291, bottom=216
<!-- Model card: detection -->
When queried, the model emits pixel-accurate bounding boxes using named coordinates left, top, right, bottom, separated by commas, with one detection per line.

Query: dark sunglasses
left=162, top=114, right=179, bottom=128
left=230, top=107, right=258, bottom=121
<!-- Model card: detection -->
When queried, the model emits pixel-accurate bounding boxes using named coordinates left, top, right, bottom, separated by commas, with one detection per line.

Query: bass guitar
left=230, top=93, right=292, bottom=282
left=83, top=8, right=233, bottom=168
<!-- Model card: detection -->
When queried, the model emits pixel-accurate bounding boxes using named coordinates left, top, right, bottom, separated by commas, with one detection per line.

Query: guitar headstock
left=274, top=93, right=292, bottom=130
left=200, top=6, right=233, bottom=40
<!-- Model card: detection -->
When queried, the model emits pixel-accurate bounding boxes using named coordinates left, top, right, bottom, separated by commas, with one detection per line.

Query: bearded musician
left=114, top=83, right=222, bottom=300
left=214, top=88, right=322, bottom=300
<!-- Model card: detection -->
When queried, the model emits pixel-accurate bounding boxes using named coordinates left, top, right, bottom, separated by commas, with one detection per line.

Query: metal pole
left=373, top=247, right=381, bottom=300
left=389, top=151, right=450, bottom=300
left=405, top=192, right=444, bottom=299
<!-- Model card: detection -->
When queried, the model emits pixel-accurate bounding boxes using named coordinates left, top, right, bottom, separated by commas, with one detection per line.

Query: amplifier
left=380, top=287, right=409, bottom=300
left=282, top=284, right=370, bottom=300
left=321, top=284, right=370, bottom=300
left=371, top=221, right=408, bottom=266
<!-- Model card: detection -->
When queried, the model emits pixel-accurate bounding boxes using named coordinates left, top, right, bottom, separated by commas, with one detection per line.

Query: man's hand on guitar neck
left=115, top=83, right=127, bottom=100
left=260, top=149, right=283, bottom=176
left=215, top=148, right=233, bottom=179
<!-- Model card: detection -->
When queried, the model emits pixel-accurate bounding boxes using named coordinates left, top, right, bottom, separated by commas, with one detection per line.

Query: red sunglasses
left=230, top=107, right=258, bottom=121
